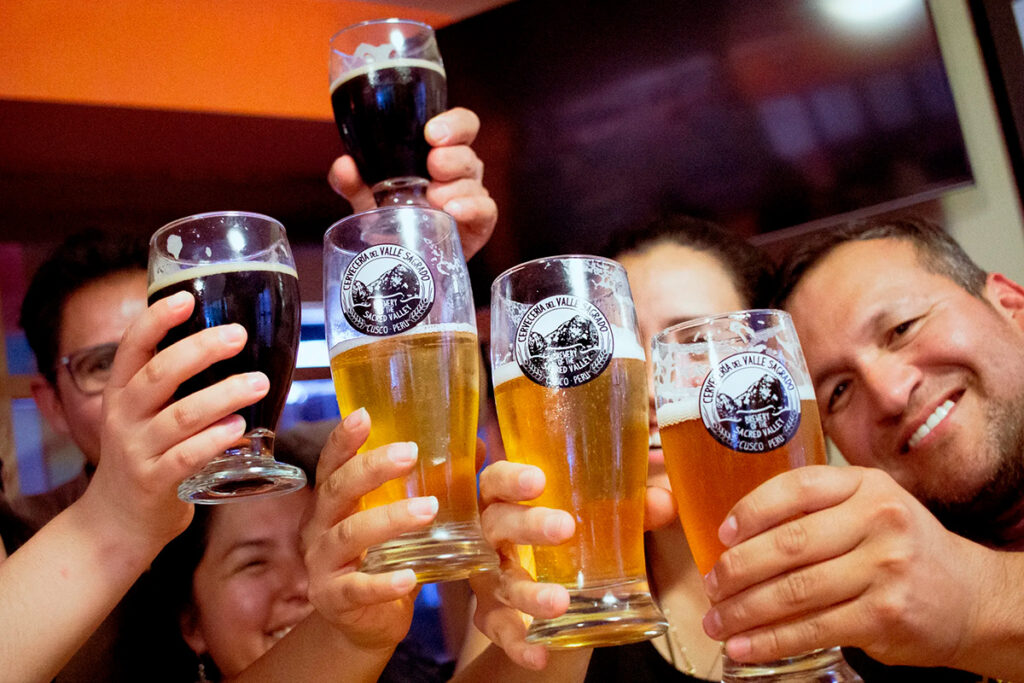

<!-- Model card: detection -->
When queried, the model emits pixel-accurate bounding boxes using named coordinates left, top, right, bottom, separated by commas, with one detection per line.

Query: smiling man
left=701, top=216, right=1024, bottom=680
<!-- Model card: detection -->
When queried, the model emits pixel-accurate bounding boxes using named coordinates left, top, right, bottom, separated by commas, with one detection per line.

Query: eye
left=889, top=317, right=920, bottom=341
left=826, top=380, right=850, bottom=413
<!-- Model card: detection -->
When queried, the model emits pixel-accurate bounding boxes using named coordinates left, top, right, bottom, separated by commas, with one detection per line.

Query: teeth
left=908, top=400, right=954, bottom=449
left=649, top=432, right=662, bottom=448
left=269, top=625, right=295, bottom=642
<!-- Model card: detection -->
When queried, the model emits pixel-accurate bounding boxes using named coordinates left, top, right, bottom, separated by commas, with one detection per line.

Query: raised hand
left=328, top=107, right=497, bottom=259
left=301, top=408, right=436, bottom=650
left=701, top=465, right=990, bottom=670
left=82, top=290, right=269, bottom=552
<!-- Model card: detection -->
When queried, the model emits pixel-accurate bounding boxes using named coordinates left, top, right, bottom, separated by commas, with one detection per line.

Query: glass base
left=359, top=520, right=499, bottom=583
left=722, top=647, right=863, bottom=682
left=371, top=176, right=430, bottom=207
left=524, top=577, right=668, bottom=649
left=177, top=454, right=307, bottom=504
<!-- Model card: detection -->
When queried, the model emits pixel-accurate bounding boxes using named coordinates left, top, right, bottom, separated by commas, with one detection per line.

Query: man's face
left=619, top=242, right=747, bottom=489
left=786, top=239, right=1024, bottom=545
left=44, top=270, right=148, bottom=467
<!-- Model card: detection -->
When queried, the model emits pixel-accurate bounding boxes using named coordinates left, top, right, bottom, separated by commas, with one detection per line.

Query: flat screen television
left=438, top=0, right=973, bottom=297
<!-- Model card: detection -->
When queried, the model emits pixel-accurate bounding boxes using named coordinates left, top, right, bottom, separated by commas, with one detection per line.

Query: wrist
left=72, top=485, right=170, bottom=572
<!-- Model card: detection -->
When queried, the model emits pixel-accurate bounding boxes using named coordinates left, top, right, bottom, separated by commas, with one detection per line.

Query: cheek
left=198, top=579, right=274, bottom=675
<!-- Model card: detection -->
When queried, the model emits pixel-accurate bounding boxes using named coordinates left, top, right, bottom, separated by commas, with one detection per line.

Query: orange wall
left=0, top=0, right=451, bottom=120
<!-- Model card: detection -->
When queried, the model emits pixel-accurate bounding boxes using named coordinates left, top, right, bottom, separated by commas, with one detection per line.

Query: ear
left=180, top=607, right=208, bottom=656
left=984, top=273, right=1024, bottom=330
left=29, top=376, right=71, bottom=437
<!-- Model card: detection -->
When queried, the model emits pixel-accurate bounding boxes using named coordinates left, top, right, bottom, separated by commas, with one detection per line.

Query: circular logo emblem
left=514, top=295, right=614, bottom=388
left=341, top=245, right=435, bottom=336
left=699, top=352, right=802, bottom=453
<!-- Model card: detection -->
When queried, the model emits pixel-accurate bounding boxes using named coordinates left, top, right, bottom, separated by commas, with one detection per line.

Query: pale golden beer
left=330, top=325, right=480, bottom=524
left=490, top=255, right=667, bottom=648
left=324, top=206, right=496, bottom=583
left=493, top=354, right=648, bottom=587
left=657, top=395, right=826, bottom=575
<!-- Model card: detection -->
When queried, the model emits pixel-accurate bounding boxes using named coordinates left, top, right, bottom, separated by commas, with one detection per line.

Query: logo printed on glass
left=699, top=352, right=801, bottom=453
left=514, top=295, right=613, bottom=388
left=341, top=244, right=435, bottom=336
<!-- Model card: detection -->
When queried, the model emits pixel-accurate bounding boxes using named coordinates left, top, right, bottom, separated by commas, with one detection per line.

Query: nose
left=280, top=551, right=310, bottom=603
left=859, top=354, right=921, bottom=422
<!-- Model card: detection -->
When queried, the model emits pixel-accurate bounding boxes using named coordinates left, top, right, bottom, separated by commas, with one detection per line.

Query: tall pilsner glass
left=148, top=211, right=307, bottom=503
left=651, top=310, right=862, bottom=681
left=323, top=206, right=497, bottom=582
left=329, top=19, right=446, bottom=207
left=490, top=255, right=668, bottom=648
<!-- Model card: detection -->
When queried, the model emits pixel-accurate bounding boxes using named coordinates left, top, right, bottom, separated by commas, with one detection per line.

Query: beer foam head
left=655, top=398, right=700, bottom=429
left=329, top=321, right=476, bottom=358
left=329, top=58, right=446, bottom=93
left=147, top=261, right=298, bottom=296
left=492, top=324, right=645, bottom=387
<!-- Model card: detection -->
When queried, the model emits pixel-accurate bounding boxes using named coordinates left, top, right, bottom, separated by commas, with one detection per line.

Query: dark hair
left=19, top=229, right=148, bottom=385
left=774, top=215, right=988, bottom=308
left=602, top=213, right=775, bottom=308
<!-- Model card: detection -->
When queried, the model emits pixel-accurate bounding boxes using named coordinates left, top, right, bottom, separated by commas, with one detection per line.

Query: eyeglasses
left=57, top=342, right=119, bottom=396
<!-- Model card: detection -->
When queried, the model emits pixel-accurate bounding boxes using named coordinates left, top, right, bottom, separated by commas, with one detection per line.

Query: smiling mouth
left=907, top=398, right=955, bottom=450
left=649, top=431, right=662, bottom=449
left=268, top=624, right=296, bottom=643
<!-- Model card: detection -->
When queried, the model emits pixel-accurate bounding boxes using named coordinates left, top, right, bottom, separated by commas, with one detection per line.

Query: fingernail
left=426, top=119, right=450, bottom=142
left=704, top=568, right=718, bottom=596
left=543, top=513, right=572, bottom=541
left=219, top=324, right=245, bottom=344
left=343, top=407, right=368, bottom=430
left=522, top=647, right=544, bottom=670
left=537, top=585, right=558, bottom=610
left=518, top=467, right=544, bottom=493
left=388, top=442, right=418, bottom=465
left=726, top=635, right=752, bottom=659
left=390, top=569, right=417, bottom=590
left=444, top=199, right=463, bottom=216
left=703, top=608, right=723, bottom=638
left=407, top=496, right=438, bottom=519
left=223, top=414, right=246, bottom=436
left=719, top=515, right=739, bottom=546
left=167, top=291, right=192, bottom=312
left=247, top=372, right=269, bottom=391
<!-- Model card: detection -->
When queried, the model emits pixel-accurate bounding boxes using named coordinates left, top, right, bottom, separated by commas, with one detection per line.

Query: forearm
left=229, top=611, right=396, bottom=683
left=0, top=499, right=158, bottom=683
left=952, top=547, right=1024, bottom=680
left=453, top=646, right=592, bottom=683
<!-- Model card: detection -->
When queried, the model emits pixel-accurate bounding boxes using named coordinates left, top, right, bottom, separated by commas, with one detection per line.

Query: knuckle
left=872, top=499, right=914, bottom=534
left=143, top=356, right=166, bottom=384
left=171, top=401, right=202, bottom=430
left=774, top=520, right=810, bottom=556
left=716, top=546, right=745, bottom=583
left=868, top=586, right=911, bottom=629
left=777, top=570, right=814, bottom=607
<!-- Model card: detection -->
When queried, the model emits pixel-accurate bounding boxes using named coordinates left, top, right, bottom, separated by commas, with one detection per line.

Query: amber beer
left=493, top=342, right=649, bottom=588
left=657, top=389, right=826, bottom=575
left=329, top=323, right=484, bottom=577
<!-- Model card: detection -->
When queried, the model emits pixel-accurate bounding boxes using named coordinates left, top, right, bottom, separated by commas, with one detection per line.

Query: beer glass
left=148, top=211, right=307, bottom=503
left=323, top=206, right=496, bottom=583
left=490, top=255, right=668, bottom=648
left=651, top=310, right=861, bottom=681
left=329, top=19, right=446, bottom=207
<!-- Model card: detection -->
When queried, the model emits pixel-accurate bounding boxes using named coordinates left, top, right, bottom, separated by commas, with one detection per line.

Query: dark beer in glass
left=148, top=211, right=306, bottom=503
left=329, top=19, right=446, bottom=206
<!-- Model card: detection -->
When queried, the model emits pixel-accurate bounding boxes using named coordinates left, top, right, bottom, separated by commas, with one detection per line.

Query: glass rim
left=323, top=205, right=455, bottom=249
left=329, top=17, right=435, bottom=45
left=149, top=210, right=288, bottom=265
left=652, top=308, right=791, bottom=346
left=490, top=254, right=623, bottom=293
